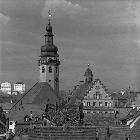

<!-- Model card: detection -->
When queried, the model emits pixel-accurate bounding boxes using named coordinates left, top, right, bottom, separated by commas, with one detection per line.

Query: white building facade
left=13, top=82, right=25, bottom=94
left=0, top=82, right=12, bottom=95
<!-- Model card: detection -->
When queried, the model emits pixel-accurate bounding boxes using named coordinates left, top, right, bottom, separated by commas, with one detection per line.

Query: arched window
left=49, top=66, right=52, bottom=73
left=42, top=66, right=45, bottom=73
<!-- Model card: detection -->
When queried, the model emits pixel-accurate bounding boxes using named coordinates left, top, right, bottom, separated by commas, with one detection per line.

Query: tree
left=0, top=107, right=7, bottom=133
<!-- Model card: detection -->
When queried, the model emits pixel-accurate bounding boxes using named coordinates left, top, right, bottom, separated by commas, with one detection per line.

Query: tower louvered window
left=42, top=66, right=45, bottom=73
left=56, top=67, right=58, bottom=73
left=49, top=66, right=52, bottom=73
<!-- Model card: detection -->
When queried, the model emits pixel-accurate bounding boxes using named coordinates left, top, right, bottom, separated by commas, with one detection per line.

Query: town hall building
left=83, top=65, right=115, bottom=114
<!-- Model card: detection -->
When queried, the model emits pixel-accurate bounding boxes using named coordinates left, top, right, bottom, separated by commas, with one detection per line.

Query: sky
left=0, top=0, right=140, bottom=91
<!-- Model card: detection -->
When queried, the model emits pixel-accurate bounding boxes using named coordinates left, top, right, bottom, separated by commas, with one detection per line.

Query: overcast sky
left=0, top=0, right=140, bottom=91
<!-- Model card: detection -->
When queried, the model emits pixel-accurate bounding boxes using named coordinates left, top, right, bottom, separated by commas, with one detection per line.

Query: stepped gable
left=68, top=78, right=108, bottom=104
left=93, top=78, right=109, bottom=94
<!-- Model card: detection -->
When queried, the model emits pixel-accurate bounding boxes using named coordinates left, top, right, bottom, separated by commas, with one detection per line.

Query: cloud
left=42, top=0, right=84, bottom=18
left=0, top=13, right=10, bottom=24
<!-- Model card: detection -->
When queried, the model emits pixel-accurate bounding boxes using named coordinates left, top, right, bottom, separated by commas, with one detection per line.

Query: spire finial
left=48, top=10, right=51, bottom=24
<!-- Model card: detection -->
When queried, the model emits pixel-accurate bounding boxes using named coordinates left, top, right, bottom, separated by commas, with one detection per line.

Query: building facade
left=13, top=82, right=25, bottom=94
left=83, top=78, right=114, bottom=114
left=82, top=66, right=115, bottom=114
left=1, top=82, right=12, bottom=95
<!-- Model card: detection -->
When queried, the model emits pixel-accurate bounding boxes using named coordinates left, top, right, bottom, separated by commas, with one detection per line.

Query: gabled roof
left=22, top=82, right=59, bottom=104
left=68, top=78, right=109, bottom=104
left=68, top=82, right=91, bottom=104
left=92, top=78, right=109, bottom=93
left=10, top=82, right=59, bottom=111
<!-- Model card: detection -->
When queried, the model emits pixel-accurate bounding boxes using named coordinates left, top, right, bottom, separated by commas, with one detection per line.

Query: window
left=109, top=102, right=112, bottom=107
left=49, top=66, right=52, bottom=73
left=99, top=102, right=102, bottom=107
left=105, top=102, right=108, bottom=107
left=99, top=94, right=102, bottom=99
left=48, top=58, right=52, bottom=63
left=42, top=66, right=45, bottom=73
left=96, top=95, right=99, bottom=99
left=95, top=91, right=100, bottom=99
left=56, top=67, right=58, bottom=73
left=93, top=94, right=96, bottom=99
left=87, top=102, right=91, bottom=106
left=93, top=102, right=96, bottom=106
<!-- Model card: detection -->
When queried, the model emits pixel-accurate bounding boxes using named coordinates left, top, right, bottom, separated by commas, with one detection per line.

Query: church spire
left=45, top=10, right=54, bottom=45
left=48, top=10, right=51, bottom=25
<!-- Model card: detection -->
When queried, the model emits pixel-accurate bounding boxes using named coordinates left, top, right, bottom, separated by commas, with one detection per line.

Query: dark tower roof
left=41, top=44, right=58, bottom=53
left=84, top=65, right=93, bottom=77
left=40, top=13, right=59, bottom=57
left=46, top=21, right=52, bottom=33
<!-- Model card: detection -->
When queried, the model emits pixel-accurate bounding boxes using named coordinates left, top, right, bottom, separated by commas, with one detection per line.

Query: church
left=8, top=13, right=60, bottom=122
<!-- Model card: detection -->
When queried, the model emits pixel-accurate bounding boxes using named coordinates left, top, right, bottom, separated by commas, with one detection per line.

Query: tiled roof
left=22, top=82, right=59, bottom=104
left=121, top=108, right=140, bottom=123
left=8, top=82, right=59, bottom=122
left=0, top=103, right=13, bottom=110
left=68, top=83, right=90, bottom=104
left=10, top=82, right=59, bottom=111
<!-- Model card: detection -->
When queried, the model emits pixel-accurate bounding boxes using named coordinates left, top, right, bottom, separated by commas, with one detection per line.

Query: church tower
left=84, top=64, right=93, bottom=83
left=38, top=12, right=60, bottom=96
